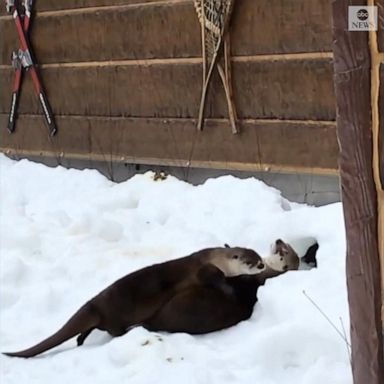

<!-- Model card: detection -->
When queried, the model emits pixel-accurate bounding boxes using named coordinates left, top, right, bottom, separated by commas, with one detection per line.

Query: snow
left=0, top=155, right=352, bottom=384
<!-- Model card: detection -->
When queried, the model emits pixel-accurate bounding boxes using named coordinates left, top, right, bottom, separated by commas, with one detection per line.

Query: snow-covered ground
left=0, top=155, right=351, bottom=384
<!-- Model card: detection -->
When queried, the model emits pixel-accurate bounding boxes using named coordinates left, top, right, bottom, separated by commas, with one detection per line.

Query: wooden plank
left=0, top=0, right=333, bottom=64
left=377, top=0, right=384, bottom=53
left=0, top=0, right=174, bottom=15
left=380, top=64, right=384, bottom=186
left=231, top=0, right=332, bottom=56
left=0, top=114, right=339, bottom=174
left=332, top=1, right=384, bottom=384
left=0, top=1, right=200, bottom=65
left=0, top=59, right=335, bottom=120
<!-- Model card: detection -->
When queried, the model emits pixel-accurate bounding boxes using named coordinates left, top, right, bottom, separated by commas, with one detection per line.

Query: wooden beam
left=0, top=59, right=335, bottom=120
left=0, top=0, right=332, bottom=64
left=0, top=52, right=334, bottom=69
left=380, top=64, right=384, bottom=186
left=332, top=1, right=384, bottom=383
left=370, top=0, right=384, bottom=337
left=377, top=0, right=384, bottom=52
left=0, top=114, right=339, bottom=174
left=0, top=0, right=188, bottom=16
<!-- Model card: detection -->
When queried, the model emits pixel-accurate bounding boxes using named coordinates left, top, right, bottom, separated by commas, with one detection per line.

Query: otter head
left=219, top=248, right=266, bottom=276
left=264, top=239, right=300, bottom=272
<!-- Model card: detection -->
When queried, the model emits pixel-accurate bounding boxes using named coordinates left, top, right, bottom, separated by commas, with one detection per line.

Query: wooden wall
left=0, top=0, right=337, bottom=174
left=333, top=0, right=384, bottom=383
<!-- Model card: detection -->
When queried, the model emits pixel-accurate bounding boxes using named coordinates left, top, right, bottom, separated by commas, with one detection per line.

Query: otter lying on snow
left=4, top=240, right=315, bottom=358
left=146, top=239, right=304, bottom=334
left=3, top=246, right=266, bottom=358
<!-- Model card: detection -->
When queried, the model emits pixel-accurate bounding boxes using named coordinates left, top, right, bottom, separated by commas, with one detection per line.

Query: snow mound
left=0, top=155, right=351, bottom=384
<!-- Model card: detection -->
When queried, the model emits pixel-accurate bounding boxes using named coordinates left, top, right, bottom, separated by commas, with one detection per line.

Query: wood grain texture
left=377, top=0, right=384, bottom=53
left=0, top=1, right=200, bottom=64
left=333, top=1, right=384, bottom=383
left=0, top=0, right=178, bottom=15
left=0, top=0, right=336, bottom=176
left=0, top=0, right=332, bottom=64
left=0, top=114, right=339, bottom=173
left=380, top=64, right=384, bottom=186
left=0, top=59, right=335, bottom=120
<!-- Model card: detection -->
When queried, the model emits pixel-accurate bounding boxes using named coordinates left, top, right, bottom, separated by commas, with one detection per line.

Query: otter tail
left=3, top=302, right=100, bottom=358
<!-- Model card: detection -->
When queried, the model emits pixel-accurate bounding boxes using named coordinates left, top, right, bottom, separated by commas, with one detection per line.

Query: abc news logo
left=348, top=6, right=377, bottom=31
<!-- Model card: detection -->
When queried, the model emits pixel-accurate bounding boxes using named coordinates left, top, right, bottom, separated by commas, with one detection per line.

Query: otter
left=144, top=238, right=305, bottom=334
left=3, top=246, right=265, bottom=358
left=259, top=238, right=300, bottom=281
left=225, top=238, right=300, bottom=282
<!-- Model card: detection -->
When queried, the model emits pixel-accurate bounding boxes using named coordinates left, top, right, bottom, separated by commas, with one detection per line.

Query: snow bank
left=0, top=155, right=351, bottom=384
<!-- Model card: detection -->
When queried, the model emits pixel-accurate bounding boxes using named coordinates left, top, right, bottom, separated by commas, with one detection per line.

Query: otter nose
left=257, top=262, right=265, bottom=270
left=283, top=265, right=288, bottom=271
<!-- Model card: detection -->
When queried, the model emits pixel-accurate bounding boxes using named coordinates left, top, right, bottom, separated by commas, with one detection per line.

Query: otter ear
left=224, top=243, right=230, bottom=248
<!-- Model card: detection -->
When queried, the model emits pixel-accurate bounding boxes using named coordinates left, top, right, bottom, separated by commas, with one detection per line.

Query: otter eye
left=232, top=254, right=239, bottom=259
left=280, top=257, right=283, bottom=261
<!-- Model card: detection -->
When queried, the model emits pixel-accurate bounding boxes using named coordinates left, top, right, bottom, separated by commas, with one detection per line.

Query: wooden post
left=332, top=1, right=384, bottom=383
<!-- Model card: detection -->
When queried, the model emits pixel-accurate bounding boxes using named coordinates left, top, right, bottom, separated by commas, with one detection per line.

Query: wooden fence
left=0, top=0, right=337, bottom=174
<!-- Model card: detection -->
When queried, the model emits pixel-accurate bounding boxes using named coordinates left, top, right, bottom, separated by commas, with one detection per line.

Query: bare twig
left=340, top=316, right=352, bottom=366
left=302, top=290, right=351, bottom=348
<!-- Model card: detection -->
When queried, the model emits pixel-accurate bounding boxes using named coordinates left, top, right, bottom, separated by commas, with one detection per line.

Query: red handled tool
left=5, top=0, right=57, bottom=135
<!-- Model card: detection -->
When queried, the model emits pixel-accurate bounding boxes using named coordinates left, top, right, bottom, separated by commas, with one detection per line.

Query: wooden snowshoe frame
left=194, top=0, right=238, bottom=134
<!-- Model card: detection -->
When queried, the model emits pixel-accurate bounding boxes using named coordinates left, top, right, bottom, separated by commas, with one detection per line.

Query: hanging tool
left=5, top=0, right=57, bottom=135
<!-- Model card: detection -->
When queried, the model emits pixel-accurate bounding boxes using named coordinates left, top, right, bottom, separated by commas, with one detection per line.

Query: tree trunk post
left=332, top=1, right=384, bottom=383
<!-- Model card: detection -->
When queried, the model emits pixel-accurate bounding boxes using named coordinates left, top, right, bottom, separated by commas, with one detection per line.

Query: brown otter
left=144, top=238, right=305, bottom=334
left=3, top=246, right=265, bottom=358
left=144, top=274, right=262, bottom=334
left=259, top=238, right=300, bottom=281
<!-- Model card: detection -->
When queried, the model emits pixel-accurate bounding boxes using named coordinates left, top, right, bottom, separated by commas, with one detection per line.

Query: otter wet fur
left=144, top=273, right=264, bottom=334
left=146, top=239, right=305, bottom=334
left=3, top=246, right=265, bottom=358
